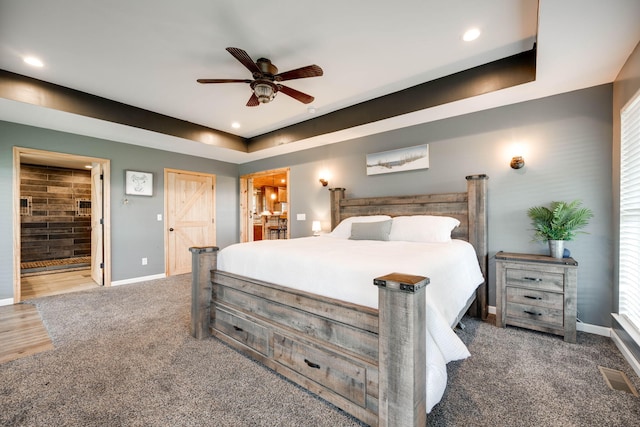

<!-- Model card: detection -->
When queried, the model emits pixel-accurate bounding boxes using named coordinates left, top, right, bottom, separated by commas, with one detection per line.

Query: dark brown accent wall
left=20, top=164, right=92, bottom=262
left=248, top=47, right=537, bottom=151
left=0, top=46, right=536, bottom=156
left=0, top=69, right=247, bottom=153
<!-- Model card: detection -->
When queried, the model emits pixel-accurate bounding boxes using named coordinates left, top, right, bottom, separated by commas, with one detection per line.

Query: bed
left=190, top=175, right=488, bottom=427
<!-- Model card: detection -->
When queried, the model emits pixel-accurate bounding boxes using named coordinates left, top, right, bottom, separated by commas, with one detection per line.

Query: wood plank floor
left=0, top=304, right=54, bottom=364
left=0, top=270, right=99, bottom=365
left=21, top=269, right=99, bottom=300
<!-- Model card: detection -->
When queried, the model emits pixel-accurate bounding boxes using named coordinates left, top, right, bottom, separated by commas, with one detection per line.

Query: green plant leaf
left=527, top=200, right=593, bottom=241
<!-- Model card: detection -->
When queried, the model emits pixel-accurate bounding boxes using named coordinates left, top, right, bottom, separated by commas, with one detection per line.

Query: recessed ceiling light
left=463, top=28, right=481, bottom=42
left=23, top=56, right=44, bottom=67
left=307, top=106, right=317, bottom=114
left=231, top=122, right=241, bottom=129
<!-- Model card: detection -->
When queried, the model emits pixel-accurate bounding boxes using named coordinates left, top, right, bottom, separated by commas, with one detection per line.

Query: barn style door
left=166, top=170, right=216, bottom=275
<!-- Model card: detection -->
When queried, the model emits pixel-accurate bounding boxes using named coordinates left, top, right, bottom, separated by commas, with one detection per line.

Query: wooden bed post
left=189, top=246, right=218, bottom=339
left=374, top=273, right=428, bottom=427
left=466, top=174, right=489, bottom=319
left=329, top=187, right=345, bottom=230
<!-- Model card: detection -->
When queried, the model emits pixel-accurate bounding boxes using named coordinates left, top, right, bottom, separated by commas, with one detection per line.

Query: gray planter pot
left=548, top=240, right=565, bottom=258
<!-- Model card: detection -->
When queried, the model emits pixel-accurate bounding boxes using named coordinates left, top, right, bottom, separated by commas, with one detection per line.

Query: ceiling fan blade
left=278, top=85, right=315, bottom=104
left=226, top=47, right=262, bottom=76
left=246, top=93, right=260, bottom=107
left=197, top=79, right=252, bottom=84
left=275, top=65, right=323, bottom=82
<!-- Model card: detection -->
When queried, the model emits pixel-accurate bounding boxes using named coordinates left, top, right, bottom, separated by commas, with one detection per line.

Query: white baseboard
left=577, top=321, right=611, bottom=337
left=489, top=305, right=611, bottom=337
left=611, top=329, right=640, bottom=378
left=111, top=273, right=166, bottom=287
left=0, top=298, right=14, bottom=306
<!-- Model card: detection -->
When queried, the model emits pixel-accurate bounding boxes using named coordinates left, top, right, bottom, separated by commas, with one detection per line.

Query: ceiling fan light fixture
left=253, top=82, right=277, bottom=103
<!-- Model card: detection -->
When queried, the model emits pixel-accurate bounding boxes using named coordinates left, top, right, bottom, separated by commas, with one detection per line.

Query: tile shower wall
left=20, top=164, right=91, bottom=262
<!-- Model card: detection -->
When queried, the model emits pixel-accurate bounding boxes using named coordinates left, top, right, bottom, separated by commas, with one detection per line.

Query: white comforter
left=218, top=236, right=484, bottom=412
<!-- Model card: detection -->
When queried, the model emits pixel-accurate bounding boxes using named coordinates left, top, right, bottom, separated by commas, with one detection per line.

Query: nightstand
left=495, top=251, right=578, bottom=343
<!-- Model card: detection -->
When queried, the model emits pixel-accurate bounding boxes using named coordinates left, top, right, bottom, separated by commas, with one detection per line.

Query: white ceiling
left=1, top=0, right=640, bottom=166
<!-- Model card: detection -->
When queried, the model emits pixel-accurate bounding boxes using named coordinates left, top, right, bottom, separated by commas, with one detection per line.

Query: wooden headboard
left=329, top=174, right=489, bottom=318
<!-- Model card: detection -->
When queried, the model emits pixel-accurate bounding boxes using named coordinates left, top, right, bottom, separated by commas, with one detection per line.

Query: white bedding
left=217, top=236, right=484, bottom=412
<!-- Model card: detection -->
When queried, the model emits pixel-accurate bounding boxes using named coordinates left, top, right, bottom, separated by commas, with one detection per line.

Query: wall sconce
left=312, top=220, right=322, bottom=236
left=319, top=170, right=331, bottom=187
left=510, top=156, right=525, bottom=169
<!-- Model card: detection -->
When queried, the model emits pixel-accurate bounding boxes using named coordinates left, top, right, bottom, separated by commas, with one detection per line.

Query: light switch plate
left=296, top=213, right=306, bottom=221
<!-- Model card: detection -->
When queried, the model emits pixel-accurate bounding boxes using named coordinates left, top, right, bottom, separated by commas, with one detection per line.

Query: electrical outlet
left=141, top=257, right=147, bottom=265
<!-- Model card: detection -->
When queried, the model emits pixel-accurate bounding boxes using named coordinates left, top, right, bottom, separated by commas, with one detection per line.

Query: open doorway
left=13, top=147, right=111, bottom=302
left=239, top=168, right=290, bottom=243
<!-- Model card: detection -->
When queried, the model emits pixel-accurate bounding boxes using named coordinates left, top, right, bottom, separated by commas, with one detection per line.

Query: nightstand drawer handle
left=524, top=295, right=542, bottom=300
left=304, top=358, right=321, bottom=369
left=524, top=310, right=542, bottom=316
left=523, top=276, right=543, bottom=281
left=233, top=325, right=244, bottom=332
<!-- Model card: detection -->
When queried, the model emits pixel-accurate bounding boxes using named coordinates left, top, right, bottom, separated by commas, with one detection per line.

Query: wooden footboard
left=191, top=247, right=428, bottom=427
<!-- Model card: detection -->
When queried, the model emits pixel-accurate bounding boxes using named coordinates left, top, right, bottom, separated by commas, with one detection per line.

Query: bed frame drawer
left=212, top=307, right=270, bottom=356
left=273, top=332, right=368, bottom=407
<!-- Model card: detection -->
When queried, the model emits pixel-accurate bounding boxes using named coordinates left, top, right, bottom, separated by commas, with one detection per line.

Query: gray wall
left=0, top=84, right=616, bottom=327
left=241, top=85, right=614, bottom=327
left=0, top=121, right=239, bottom=299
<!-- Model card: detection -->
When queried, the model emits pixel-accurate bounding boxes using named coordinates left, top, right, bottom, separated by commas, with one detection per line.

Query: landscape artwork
left=366, top=144, right=429, bottom=175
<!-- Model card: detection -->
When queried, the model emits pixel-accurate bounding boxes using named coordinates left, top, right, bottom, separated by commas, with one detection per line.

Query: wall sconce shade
left=312, top=220, right=322, bottom=236
left=510, top=156, right=525, bottom=169
left=319, top=178, right=328, bottom=186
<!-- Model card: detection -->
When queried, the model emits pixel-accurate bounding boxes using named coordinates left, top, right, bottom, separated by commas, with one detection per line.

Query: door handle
left=169, top=228, right=174, bottom=231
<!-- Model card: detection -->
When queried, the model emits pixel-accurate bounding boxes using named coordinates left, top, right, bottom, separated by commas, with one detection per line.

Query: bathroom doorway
left=13, top=147, right=111, bottom=302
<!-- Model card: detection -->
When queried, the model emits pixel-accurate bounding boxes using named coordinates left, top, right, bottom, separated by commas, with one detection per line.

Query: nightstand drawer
left=506, top=301, right=563, bottom=327
left=506, top=268, right=564, bottom=292
left=506, top=286, right=563, bottom=310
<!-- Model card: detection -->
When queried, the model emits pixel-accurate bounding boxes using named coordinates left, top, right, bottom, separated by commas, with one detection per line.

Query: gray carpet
left=1, top=275, right=638, bottom=426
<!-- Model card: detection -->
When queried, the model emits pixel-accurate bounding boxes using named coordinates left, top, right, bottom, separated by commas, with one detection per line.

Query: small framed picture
left=125, top=170, right=153, bottom=196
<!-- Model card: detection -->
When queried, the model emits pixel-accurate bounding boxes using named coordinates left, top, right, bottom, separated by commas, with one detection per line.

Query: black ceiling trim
left=246, top=47, right=537, bottom=152
left=0, top=69, right=247, bottom=152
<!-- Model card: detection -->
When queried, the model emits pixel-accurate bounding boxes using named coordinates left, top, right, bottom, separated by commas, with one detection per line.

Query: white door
left=166, top=170, right=216, bottom=275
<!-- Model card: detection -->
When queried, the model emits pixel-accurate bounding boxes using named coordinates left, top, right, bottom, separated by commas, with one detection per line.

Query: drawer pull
left=304, top=358, right=321, bottom=369
left=524, top=295, right=542, bottom=300
left=524, top=310, right=542, bottom=316
left=523, top=276, right=542, bottom=282
left=233, top=325, right=244, bottom=332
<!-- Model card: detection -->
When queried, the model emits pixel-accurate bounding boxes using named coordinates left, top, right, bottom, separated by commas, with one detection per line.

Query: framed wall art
left=366, top=144, right=429, bottom=175
left=125, top=170, right=153, bottom=196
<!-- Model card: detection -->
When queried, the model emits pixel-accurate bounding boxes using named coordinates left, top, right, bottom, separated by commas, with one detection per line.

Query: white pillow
left=328, top=215, right=392, bottom=239
left=389, top=215, right=460, bottom=243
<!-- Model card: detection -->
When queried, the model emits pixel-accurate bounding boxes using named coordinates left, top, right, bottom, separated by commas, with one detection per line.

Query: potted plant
left=527, top=200, right=593, bottom=258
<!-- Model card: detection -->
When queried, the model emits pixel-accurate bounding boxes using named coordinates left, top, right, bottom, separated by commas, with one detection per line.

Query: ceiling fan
left=197, top=47, right=323, bottom=107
